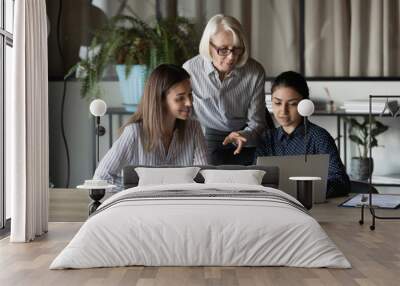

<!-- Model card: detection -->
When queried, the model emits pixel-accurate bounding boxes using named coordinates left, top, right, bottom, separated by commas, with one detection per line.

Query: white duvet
left=50, top=183, right=351, bottom=269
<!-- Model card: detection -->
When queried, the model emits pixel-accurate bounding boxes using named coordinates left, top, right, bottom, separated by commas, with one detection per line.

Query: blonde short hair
left=199, top=14, right=249, bottom=68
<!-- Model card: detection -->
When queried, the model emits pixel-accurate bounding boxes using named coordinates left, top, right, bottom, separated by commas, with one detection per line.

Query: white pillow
left=135, top=167, right=201, bottom=186
left=200, top=169, right=266, bottom=185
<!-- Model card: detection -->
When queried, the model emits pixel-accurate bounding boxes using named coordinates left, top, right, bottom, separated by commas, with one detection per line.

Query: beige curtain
left=8, top=0, right=49, bottom=242
left=252, top=0, right=300, bottom=76
left=305, top=0, right=400, bottom=77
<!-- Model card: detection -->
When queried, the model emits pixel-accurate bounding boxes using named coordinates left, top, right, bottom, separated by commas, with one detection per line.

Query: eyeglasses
left=210, top=42, right=244, bottom=56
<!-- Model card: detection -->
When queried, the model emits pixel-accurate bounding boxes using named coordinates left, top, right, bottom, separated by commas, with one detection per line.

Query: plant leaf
left=349, top=135, right=364, bottom=145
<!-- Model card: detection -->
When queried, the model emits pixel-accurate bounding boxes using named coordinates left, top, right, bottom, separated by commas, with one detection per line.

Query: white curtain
left=305, top=0, right=400, bottom=77
left=8, top=0, right=49, bottom=242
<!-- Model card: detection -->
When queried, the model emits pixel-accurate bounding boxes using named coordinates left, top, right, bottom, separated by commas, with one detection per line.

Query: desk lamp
left=90, top=99, right=107, bottom=164
left=297, top=99, right=315, bottom=162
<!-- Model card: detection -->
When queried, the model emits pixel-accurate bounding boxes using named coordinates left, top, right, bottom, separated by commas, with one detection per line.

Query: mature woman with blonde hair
left=94, top=64, right=208, bottom=186
left=183, top=14, right=272, bottom=165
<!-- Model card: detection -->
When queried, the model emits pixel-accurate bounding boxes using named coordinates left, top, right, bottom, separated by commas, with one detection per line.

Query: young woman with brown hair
left=94, top=64, right=208, bottom=185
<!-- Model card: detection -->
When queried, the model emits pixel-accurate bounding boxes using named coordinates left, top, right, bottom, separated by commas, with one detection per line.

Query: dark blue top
left=256, top=121, right=350, bottom=198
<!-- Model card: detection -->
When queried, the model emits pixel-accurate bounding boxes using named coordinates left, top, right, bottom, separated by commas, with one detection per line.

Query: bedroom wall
left=49, top=80, right=400, bottom=188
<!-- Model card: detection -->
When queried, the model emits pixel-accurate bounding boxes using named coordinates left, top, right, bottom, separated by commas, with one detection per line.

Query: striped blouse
left=93, top=119, right=208, bottom=186
left=183, top=55, right=266, bottom=146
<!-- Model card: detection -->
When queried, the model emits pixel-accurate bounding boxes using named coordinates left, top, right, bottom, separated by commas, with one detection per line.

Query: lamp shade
left=298, top=99, right=315, bottom=117
left=89, top=99, right=107, bottom=117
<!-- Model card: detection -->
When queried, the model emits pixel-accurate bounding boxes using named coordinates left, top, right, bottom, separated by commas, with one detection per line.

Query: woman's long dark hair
left=271, top=71, right=309, bottom=99
left=121, top=64, right=191, bottom=151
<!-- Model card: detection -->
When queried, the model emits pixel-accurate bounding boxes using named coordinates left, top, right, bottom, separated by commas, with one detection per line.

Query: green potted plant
left=345, top=117, right=389, bottom=180
left=66, top=15, right=153, bottom=111
left=66, top=15, right=199, bottom=111
left=149, top=17, right=199, bottom=68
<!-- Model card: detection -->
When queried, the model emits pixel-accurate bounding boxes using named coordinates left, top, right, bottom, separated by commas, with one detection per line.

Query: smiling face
left=272, top=86, right=303, bottom=132
left=164, top=79, right=193, bottom=120
left=210, top=29, right=243, bottom=75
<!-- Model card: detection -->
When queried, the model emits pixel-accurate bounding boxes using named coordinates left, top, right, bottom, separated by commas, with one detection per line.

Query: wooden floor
left=1, top=195, right=399, bottom=286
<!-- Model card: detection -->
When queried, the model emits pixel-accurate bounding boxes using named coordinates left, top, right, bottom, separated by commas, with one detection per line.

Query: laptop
left=257, top=154, right=329, bottom=203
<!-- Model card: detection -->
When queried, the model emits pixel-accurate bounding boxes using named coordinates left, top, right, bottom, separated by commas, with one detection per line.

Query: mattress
left=50, top=183, right=351, bottom=269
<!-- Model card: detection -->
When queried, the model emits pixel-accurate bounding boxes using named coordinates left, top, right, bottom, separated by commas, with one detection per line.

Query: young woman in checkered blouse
left=256, top=71, right=351, bottom=198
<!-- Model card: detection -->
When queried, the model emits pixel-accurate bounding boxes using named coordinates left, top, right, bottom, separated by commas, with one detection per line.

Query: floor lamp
left=77, top=99, right=109, bottom=215
left=297, top=99, right=315, bottom=162
left=89, top=99, right=107, bottom=164
left=290, top=99, right=319, bottom=210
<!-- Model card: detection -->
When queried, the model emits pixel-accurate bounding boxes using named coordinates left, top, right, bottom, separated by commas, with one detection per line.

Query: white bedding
left=50, top=183, right=351, bottom=269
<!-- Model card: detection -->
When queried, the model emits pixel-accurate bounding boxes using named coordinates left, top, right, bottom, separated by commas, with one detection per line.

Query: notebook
left=257, top=154, right=329, bottom=203
left=340, top=194, right=400, bottom=209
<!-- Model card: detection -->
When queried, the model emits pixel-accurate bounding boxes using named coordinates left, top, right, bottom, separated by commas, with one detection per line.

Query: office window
left=4, top=43, right=11, bottom=221
left=5, top=0, right=13, bottom=33
left=0, top=38, right=3, bottom=229
left=1, top=0, right=13, bottom=230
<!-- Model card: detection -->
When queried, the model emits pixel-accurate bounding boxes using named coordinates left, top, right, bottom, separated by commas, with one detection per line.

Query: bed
left=50, top=165, right=350, bottom=269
